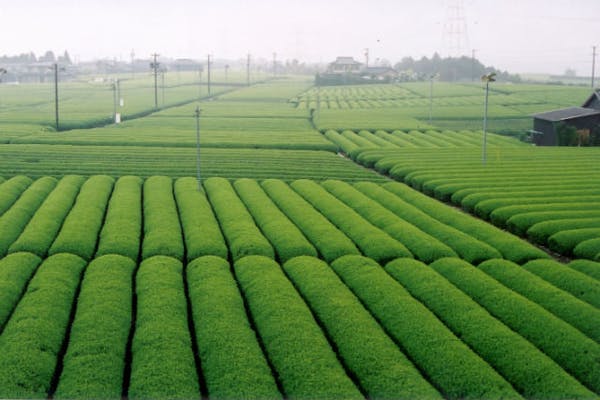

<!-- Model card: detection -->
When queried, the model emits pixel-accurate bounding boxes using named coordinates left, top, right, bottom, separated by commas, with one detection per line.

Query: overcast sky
left=0, top=0, right=598, bottom=75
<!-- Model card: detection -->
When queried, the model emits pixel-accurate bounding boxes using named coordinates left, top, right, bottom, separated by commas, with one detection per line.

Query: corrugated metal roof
left=532, top=106, right=600, bottom=122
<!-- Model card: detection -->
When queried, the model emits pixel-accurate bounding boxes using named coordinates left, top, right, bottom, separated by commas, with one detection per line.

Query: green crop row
left=490, top=202, right=600, bottom=228
left=233, top=255, right=362, bottom=399
left=527, top=218, right=600, bottom=245
left=568, top=259, right=600, bottom=280
left=386, top=258, right=594, bottom=398
left=0, top=175, right=32, bottom=215
left=478, top=259, right=600, bottom=343
left=324, top=130, right=360, bottom=154
left=204, top=177, right=274, bottom=261
left=261, top=179, right=359, bottom=262
left=574, top=240, right=600, bottom=262
left=9, top=175, right=85, bottom=257
left=0, top=252, right=42, bottom=330
left=506, top=210, right=600, bottom=236
left=430, top=257, right=600, bottom=393
left=330, top=255, right=519, bottom=399
left=174, top=178, right=228, bottom=262
left=0, top=253, right=87, bottom=398
left=187, top=256, right=281, bottom=399
left=321, top=180, right=455, bottom=263
left=141, top=176, right=184, bottom=261
left=128, top=256, right=199, bottom=399
left=283, top=256, right=441, bottom=399
left=48, top=175, right=114, bottom=260
left=95, top=176, right=143, bottom=261
left=234, top=179, right=317, bottom=263
left=0, top=177, right=57, bottom=257
left=549, top=228, right=600, bottom=256
left=291, top=179, right=411, bottom=264
left=55, top=255, right=136, bottom=399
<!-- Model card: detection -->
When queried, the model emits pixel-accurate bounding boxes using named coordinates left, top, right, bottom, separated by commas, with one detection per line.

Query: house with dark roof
left=327, top=57, right=363, bottom=74
left=531, top=89, right=600, bottom=146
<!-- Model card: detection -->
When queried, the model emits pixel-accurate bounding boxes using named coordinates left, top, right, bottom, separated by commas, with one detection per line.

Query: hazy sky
left=0, top=0, right=598, bottom=75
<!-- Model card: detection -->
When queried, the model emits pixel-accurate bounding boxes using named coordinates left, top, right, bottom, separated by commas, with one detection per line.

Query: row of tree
left=0, top=51, right=72, bottom=64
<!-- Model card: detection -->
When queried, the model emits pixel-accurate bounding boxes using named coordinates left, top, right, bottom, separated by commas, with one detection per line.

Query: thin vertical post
left=592, top=45, right=597, bottom=89
left=195, top=107, right=202, bottom=191
left=247, top=53, right=251, bottom=86
left=54, top=63, right=59, bottom=131
left=151, top=53, right=159, bottom=109
left=483, top=81, right=489, bottom=164
left=207, top=55, right=211, bottom=96
left=429, top=76, right=434, bottom=125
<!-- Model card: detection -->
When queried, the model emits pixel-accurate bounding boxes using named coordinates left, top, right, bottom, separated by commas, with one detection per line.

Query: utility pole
left=198, top=65, right=203, bottom=99
left=0, top=68, right=7, bottom=109
left=54, top=63, right=60, bottom=131
left=273, top=52, right=277, bottom=77
left=364, top=48, right=369, bottom=68
left=246, top=53, right=251, bottom=86
left=592, top=45, right=597, bottom=89
left=195, top=106, right=202, bottom=191
left=207, top=54, right=211, bottom=96
left=224, top=64, right=229, bottom=83
left=471, top=49, right=477, bottom=82
left=113, top=79, right=118, bottom=122
left=161, top=70, right=165, bottom=105
left=150, top=53, right=160, bottom=109
left=130, top=49, right=135, bottom=79
left=481, top=73, right=496, bottom=165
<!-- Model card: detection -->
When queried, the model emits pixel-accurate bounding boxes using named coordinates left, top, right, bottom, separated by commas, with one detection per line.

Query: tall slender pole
left=429, top=76, right=434, bottom=124
left=247, top=53, right=251, bottom=86
left=207, top=55, right=211, bottom=96
left=54, top=63, right=59, bottom=131
left=592, top=45, right=597, bottom=89
left=483, top=80, right=489, bottom=164
left=273, top=52, right=277, bottom=77
left=471, top=49, right=477, bottom=82
left=113, top=79, right=117, bottom=122
left=151, top=53, right=159, bottom=109
left=198, top=68, right=202, bottom=99
left=195, top=106, right=202, bottom=191
left=161, top=71, right=165, bottom=105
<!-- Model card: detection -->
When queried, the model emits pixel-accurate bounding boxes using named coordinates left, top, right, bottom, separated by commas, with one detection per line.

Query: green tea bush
left=234, top=255, right=362, bottom=399
left=174, top=178, right=228, bottom=262
left=527, top=218, right=600, bottom=245
left=490, top=203, right=600, bottom=228
left=96, top=176, right=143, bottom=260
left=573, top=238, right=600, bottom=261
left=234, top=179, right=317, bottom=263
left=204, top=177, right=274, bottom=261
left=549, top=228, right=600, bottom=256
left=386, top=258, right=594, bottom=399
left=128, top=256, right=199, bottom=399
left=261, top=179, right=359, bottom=262
left=187, top=256, right=281, bottom=399
left=506, top=211, right=600, bottom=235
left=324, top=130, right=359, bottom=154
left=0, top=252, right=41, bottom=330
left=48, top=175, right=114, bottom=260
left=0, top=253, right=86, bottom=398
left=283, top=256, right=441, bottom=399
left=55, top=254, right=135, bottom=399
left=9, top=175, right=85, bottom=257
left=0, top=175, right=32, bottom=215
left=569, top=259, right=600, bottom=280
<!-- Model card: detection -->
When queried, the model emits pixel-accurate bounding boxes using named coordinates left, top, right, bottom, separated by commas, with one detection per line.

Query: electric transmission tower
left=442, top=0, right=470, bottom=57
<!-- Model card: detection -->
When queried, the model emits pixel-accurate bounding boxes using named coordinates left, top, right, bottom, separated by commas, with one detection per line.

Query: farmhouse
left=327, top=56, right=363, bottom=74
left=531, top=89, right=600, bottom=146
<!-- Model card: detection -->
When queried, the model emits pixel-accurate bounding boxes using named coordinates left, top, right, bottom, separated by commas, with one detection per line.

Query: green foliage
left=187, top=256, right=281, bottom=399
left=382, top=182, right=547, bottom=263
left=569, top=259, right=600, bottom=280
left=55, top=254, right=135, bottom=399
left=9, top=175, right=85, bottom=257
left=261, top=179, right=359, bottom=262
left=573, top=238, right=600, bottom=261
left=478, top=259, right=600, bottom=343
left=0, top=175, right=32, bottom=215
left=141, top=176, right=184, bottom=261
left=0, top=252, right=41, bottom=330
left=506, top=210, right=600, bottom=236
left=548, top=228, right=600, bottom=256
left=330, top=255, right=519, bottom=399
left=283, top=256, right=441, bottom=399
left=174, top=178, right=228, bottom=262
left=48, top=175, right=114, bottom=260
left=322, top=180, right=455, bottom=263
left=430, top=257, right=600, bottom=393
left=557, top=122, right=578, bottom=146
left=204, top=177, right=274, bottom=261
left=129, top=256, right=199, bottom=400
left=234, top=178, right=317, bottom=263
left=522, top=259, right=600, bottom=308
left=0, top=253, right=86, bottom=399
left=95, top=176, right=143, bottom=260
left=234, top=255, right=362, bottom=399
left=491, top=202, right=600, bottom=227
left=291, top=179, right=412, bottom=263
left=0, top=176, right=57, bottom=257
left=527, top=218, right=600, bottom=245
left=385, top=258, right=593, bottom=398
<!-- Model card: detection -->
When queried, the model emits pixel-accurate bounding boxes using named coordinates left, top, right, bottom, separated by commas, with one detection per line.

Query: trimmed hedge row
left=324, top=130, right=360, bottom=154
left=261, top=179, right=359, bottom=262
left=9, top=175, right=85, bottom=257
left=569, top=259, right=600, bottom=281
left=382, top=182, right=548, bottom=263
left=96, top=176, right=143, bottom=261
left=283, top=256, right=441, bottom=399
left=490, top=203, right=600, bottom=228
left=174, top=178, right=228, bottom=262
left=430, top=257, right=600, bottom=393
left=527, top=218, right=600, bottom=245
left=204, top=177, right=274, bottom=261
left=385, top=258, right=594, bottom=398
left=330, top=255, right=519, bottom=399
left=141, top=176, right=184, bottom=261
left=0, top=252, right=42, bottom=330
left=549, top=228, right=600, bottom=256
left=478, top=259, right=600, bottom=343
left=0, top=175, right=32, bottom=215
left=522, top=259, right=600, bottom=308
left=187, top=256, right=281, bottom=399
left=55, top=254, right=136, bottom=399
left=322, top=180, right=455, bottom=263
left=128, top=256, right=199, bottom=399
left=0, top=253, right=87, bottom=398
left=0, top=176, right=57, bottom=257
left=354, top=181, right=501, bottom=264
left=48, top=175, right=114, bottom=260
left=291, top=179, right=412, bottom=264
left=574, top=238, right=600, bottom=261
left=506, top=211, right=600, bottom=236
left=234, top=179, right=317, bottom=263
left=233, top=255, right=362, bottom=399
left=474, top=195, right=600, bottom=220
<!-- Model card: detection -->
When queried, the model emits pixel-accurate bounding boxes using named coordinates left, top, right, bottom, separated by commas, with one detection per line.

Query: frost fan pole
left=53, top=63, right=59, bottom=131
left=481, top=72, right=496, bottom=165
left=195, top=106, right=202, bottom=191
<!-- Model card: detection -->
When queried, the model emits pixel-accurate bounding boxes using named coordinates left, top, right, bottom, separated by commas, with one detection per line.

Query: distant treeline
left=394, top=53, right=521, bottom=83
left=0, top=51, right=72, bottom=64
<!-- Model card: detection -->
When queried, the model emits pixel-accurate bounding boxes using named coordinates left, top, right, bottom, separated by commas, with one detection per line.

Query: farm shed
left=531, top=89, right=600, bottom=146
